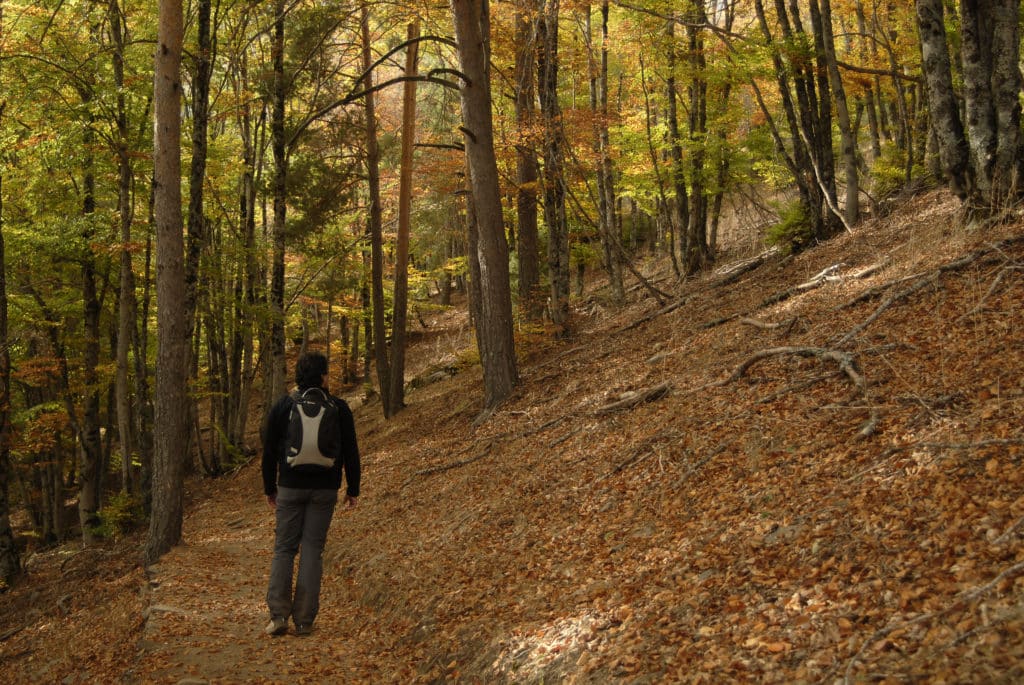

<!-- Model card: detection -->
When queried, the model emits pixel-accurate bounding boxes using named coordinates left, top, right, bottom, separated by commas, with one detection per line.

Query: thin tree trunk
left=514, top=0, right=541, bottom=317
left=386, top=20, right=421, bottom=417
left=0, top=6, right=20, bottom=577
left=537, top=0, right=571, bottom=337
left=269, top=0, right=288, bottom=403
left=109, top=0, right=139, bottom=495
left=362, top=3, right=391, bottom=413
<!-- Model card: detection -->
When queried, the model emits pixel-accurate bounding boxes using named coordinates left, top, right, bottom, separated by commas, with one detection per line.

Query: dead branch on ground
left=594, top=382, right=672, bottom=414
left=714, top=346, right=878, bottom=438
left=843, top=559, right=1024, bottom=685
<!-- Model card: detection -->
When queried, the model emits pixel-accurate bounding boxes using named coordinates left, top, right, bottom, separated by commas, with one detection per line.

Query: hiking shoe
left=265, top=616, right=288, bottom=636
left=294, top=623, right=313, bottom=636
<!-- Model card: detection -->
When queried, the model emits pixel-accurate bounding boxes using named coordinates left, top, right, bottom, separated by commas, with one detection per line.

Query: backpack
left=285, top=388, right=342, bottom=471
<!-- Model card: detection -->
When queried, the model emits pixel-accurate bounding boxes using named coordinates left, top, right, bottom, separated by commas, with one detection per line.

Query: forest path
left=134, top=466, right=382, bottom=683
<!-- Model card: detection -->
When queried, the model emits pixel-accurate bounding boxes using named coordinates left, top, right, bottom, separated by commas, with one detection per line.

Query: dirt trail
left=134, top=467, right=380, bottom=683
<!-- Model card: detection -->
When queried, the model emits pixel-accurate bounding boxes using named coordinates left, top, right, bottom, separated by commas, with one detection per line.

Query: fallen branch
left=411, top=441, right=494, bottom=480
left=616, top=296, right=692, bottom=333
left=740, top=316, right=800, bottom=332
left=843, top=559, right=1024, bottom=684
left=713, top=246, right=781, bottom=287
left=594, top=382, right=672, bottom=414
left=833, top=273, right=939, bottom=346
left=797, top=263, right=846, bottom=290
left=957, top=265, right=1022, bottom=322
left=714, top=346, right=877, bottom=438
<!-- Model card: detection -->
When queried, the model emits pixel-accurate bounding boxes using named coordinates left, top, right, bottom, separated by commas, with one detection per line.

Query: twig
left=714, top=346, right=878, bottom=438
left=833, top=273, right=938, bottom=346
left=957, top=265, right=1022, bottom=322
left=843, top=559, right=1024, bottom=684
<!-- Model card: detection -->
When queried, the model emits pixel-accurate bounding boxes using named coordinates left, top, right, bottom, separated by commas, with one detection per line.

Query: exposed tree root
left=714, top=346, right=878, bottom=438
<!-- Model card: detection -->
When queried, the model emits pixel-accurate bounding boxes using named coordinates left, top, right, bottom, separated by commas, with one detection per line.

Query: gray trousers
left=266, top=486, right=338, bottom=625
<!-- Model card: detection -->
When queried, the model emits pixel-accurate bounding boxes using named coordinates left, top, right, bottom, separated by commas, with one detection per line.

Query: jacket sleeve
left=336, top=399, right=361, bottom=497
left=261, top=395, right=292, bottom=496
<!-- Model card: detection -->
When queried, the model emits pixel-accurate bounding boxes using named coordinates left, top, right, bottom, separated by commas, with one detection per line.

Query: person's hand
left=344, top=495, right=358, bottom=508
left=267, top=493, right=277, bottom=509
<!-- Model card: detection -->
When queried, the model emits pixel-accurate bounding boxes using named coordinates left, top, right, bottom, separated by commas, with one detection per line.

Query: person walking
left=262, top=351, right=361, bottom=636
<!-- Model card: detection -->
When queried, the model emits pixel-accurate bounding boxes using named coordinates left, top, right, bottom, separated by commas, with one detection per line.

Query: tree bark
left=450, top=0, right=519, bottom=408
left=361, top=4, right=391, bottom=413
left=514, top=0, right=541, bottom=318
left=595, top=0, right=623, bottom=302
left=960, top=0, right=1023, bottom=204
left=537, top=0, right=570, bottom=336
left=818, top=0, right=859, bottom=225
left=385, top=20, right=421, bottom=416
left=146, top=0, right=189, bottom=565
left=0, top=4, right=20, bottom=578
left=268, top=0, right=288, bottom=404
left=915, top=0, right=970, bottom=198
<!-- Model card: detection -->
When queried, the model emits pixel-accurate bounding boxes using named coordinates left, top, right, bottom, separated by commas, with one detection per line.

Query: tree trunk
left=385, top=20, right=421, bottom=417
left=0, top=16, right=20, bottom=577
left=450, top=0, right=519, bottom=408
left=595, top=1, right=623, bottom=303
left=817, top=0, right=859, bottom=226
left=536, top=0, right=570, bottom=337
left=361, top=3, right=391, bottom=413
left=268, top=0, right=288, bottom=404
left=665, top=19, right=691, bottom=271
left=514, top=0, right=541, bottom=318
left=78, top=105, right=103, bottom=545
left=915, top=0, right=971, bottom=198
left=146, top=0, right=189, bottom=565
left=683, top=3, right=711, bottom=274
left=960, top=0, right=1023, bottom=205
left=184, top=0, right=214, bottom=465
left=109, top=0, right=139, bottom=496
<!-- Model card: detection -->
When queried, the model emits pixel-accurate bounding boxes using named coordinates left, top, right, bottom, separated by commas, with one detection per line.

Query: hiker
left=261, top=351, right=361, bottom=636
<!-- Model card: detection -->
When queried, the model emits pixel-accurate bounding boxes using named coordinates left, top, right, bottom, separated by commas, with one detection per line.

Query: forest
left=0, top=0, right=1022, bottom=617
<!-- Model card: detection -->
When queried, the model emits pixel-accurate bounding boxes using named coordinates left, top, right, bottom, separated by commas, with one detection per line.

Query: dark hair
left=295, top=352, right=328, bottom=390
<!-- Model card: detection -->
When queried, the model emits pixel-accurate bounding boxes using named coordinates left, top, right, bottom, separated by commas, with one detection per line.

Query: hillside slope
left=3, top=189, right=1024, bottom=683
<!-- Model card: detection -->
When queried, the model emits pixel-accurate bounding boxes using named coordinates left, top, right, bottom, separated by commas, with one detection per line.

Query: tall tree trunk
left=683, top=2, right=711, bottom=274
left=231, top=57, right=260, bottom=454
left=665, top=19, right=691, bottom=271
left=450, top=0, right=519, bottom=408
left=146, top=0, right=189, bottom=565
left=915, top=0, right=971, bottom=198
left=0, top=9, right=20, bottom=578
left=594, top=0, right=623, bottom=303
left=361, top=4, right=391, bottom=414
left=184, top=0, right=214, bottom=464
left=268, top=0, right=288, bottom=403
left=536, top=0, right=570, bottom=337
left=514, top=0, right=541, bottom=318
left=78, top=103, right=103, bottom=545
left=385, top=20, right=421, bottom=417
left=109, top=0, right=139, bottom=496
left=817, top=0, right=858, bottom=227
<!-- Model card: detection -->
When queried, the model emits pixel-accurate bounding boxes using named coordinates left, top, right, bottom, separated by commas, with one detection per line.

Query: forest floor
left=3, top=188, right=1024, bottom=683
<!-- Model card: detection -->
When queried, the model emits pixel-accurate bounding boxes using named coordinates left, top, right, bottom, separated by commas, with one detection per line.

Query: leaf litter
left=2, top=188, right=1024, bottom=683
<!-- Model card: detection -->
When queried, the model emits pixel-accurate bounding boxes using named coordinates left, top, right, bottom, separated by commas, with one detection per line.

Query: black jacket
left=261, top=387, right=361, bottom=498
